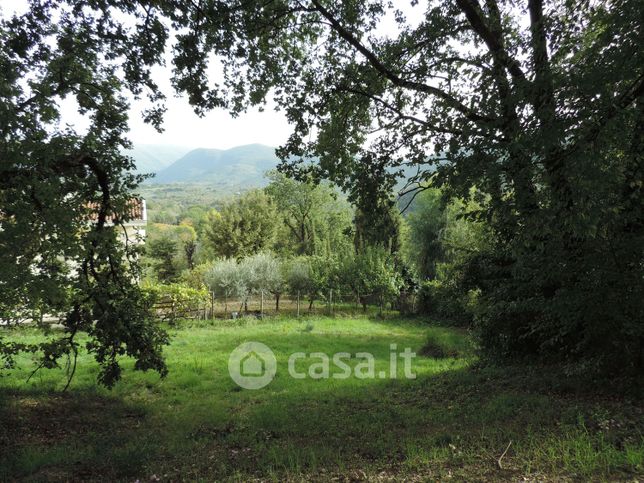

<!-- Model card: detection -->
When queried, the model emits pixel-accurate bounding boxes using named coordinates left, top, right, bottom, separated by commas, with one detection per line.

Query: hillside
left=148, top=144, right=280, bottom=186
left=124, top=144, right=192, bottom=174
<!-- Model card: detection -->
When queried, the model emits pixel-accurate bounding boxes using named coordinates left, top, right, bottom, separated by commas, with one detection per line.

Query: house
left=85, top=197, right=147, bottom=245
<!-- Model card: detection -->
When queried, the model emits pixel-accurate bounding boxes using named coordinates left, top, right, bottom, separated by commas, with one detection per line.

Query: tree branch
left=528, top=0, right=555, bottom=123
left=455, top=0, right=529, bottom=88
left=308, top=0, right=494, bottom=124
left=340, top=85, right=464, bottom=135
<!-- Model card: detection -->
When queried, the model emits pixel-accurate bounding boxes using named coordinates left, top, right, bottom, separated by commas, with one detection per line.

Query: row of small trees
left=202, top=248, right=404, bottom=314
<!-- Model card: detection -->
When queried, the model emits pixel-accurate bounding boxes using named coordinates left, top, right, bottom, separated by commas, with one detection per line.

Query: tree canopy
left=202, top=190, right=278, bottom=259
left=0, top=1, right=170, bottom=386
left=265, top=171, right=353, bottom=257
left=156, top=0, right=642, bottom=369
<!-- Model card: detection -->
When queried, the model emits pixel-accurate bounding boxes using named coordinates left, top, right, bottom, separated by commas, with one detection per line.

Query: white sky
left=0, top=0, right=293, bottom=150
left=1, top=0, right=419, bottom=150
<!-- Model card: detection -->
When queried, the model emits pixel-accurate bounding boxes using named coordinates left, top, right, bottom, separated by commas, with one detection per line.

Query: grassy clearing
left=1, top=315, right=642, bottom=481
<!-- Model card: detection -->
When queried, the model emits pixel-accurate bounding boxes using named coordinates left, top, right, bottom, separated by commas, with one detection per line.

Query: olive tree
left=241, top=253, right=285, bottom=311
left=204, top=259, right=239, bottom=314
left=157, top=0, right=643, bottom=370
left=285, top=257, right=315, bottom=314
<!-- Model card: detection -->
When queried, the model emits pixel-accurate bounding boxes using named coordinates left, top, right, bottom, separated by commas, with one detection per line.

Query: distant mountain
left=124, top=144, right=192, bottom=174
left=148, top=144, right=280, bottom=187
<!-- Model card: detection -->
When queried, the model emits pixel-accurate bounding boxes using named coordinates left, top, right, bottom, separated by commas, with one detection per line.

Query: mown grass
left=0, top=315, right=642, bottom=481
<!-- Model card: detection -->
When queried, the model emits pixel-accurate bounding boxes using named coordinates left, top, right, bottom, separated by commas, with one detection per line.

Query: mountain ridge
left=124, top=143, right=279, bottom=188
left=125, top=144, right=193, bottom=174
left=128, top=143, right=421, bottom=191
left=142, top=143, right=280, bottom=187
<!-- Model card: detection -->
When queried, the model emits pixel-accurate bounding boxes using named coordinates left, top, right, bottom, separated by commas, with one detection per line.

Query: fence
left=152, top=289, right=417, bottom=321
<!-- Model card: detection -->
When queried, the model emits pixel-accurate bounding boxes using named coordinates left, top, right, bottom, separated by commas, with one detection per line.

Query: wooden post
left=224, top=293, right=228, bottom=317
left=210, top=291, right=215, bottom=319
left=260, top=290, right=264, bottom=316
left=297, top=290, right=301, bottom=317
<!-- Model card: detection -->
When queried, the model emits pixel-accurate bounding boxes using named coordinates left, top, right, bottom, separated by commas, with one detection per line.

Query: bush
left=467, top=244, right=644, bottom=373
left=417, top=280, right=475, bottom=325
left=180, top=263, right=212, bottom=290
left=144, top=282, right=209, bottom=324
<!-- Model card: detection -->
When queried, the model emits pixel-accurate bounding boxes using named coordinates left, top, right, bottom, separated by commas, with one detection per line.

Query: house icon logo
left=241, top=351, right=265, bottom=376
left=228, top=342, right=276, bottom=389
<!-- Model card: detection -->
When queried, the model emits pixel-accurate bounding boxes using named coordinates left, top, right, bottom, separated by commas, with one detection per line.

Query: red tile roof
left=85, top=198, right=146, bottom=224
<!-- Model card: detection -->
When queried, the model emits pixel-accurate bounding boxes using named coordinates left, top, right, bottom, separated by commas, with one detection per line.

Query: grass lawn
left=1, top=315, right=642, bottom=481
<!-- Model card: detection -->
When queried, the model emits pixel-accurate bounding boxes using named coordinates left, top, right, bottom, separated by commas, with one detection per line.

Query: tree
left=0, top=3, right=170, bottom=387
left=9, top=1, right=643, bottom=372
left=265, top=171, right=353, bottom=256
left=203, top=190, right=278, bottom=259
left=405, top=187, right=490, bottom=323
left=205, top=259, right=239, bottom=314
left=353, top=199, right=405, bottom=255
left=179, top=205, right=210, bottom=235
left=147, top=237, right=179, bottom=283
left=405, top=187, right=490, bottom=282
left=144, top=222, right=197, bottom=280
left=157, top=0, right=643, bottom=371
left=241, top=252, right=285, bottom=311
left=306, top=255, right=340, bottom=311
left=179, top=224, right=198, bottom=270
left=285, top=257, right=314, bottom=296
left=404, top=188, right=447, bottom=280
left=338, top=247, right=403, bottom=312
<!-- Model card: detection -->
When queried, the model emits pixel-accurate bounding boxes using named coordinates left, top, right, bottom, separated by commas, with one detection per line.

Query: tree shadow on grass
left=0, top=389, right=153, bottom=481
left=182, top=363, right=644, bottom=481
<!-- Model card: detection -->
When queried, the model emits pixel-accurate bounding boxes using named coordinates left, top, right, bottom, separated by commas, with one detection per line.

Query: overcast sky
left=0, top=0, right=293, bottom=150
left=2, top=1, right=418, bottom=150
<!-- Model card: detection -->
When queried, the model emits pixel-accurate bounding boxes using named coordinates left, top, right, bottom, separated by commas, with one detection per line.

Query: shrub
left=180, top=263, right=212, bottom=290
left=144, top=283, right=209, bottom=324
left=417, top=280, right=475, bottom=326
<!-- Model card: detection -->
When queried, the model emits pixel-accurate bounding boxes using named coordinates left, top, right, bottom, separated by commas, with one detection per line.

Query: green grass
left=1, top=315, right=642, bottom=481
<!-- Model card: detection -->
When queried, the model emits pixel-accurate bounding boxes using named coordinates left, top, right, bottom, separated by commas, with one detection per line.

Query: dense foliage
left=202, top=189, right=278, bottom=259
left=265, top=171, right=353, bottom=257
left=143, top=282, right=209, bottom=324
left=405, top=188, right=489, bottom=322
